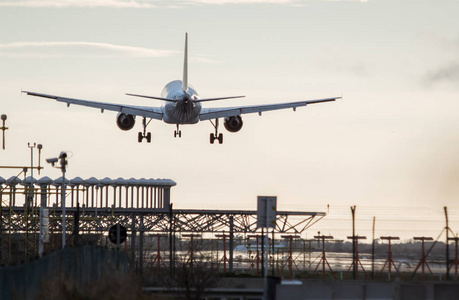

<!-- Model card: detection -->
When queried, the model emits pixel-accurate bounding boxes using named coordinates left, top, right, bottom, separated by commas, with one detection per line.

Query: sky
left=1, top=0, right=459, bottom=241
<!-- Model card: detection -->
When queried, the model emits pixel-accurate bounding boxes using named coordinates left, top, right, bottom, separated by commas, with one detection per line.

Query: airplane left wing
left=199, top=97, right=340, bottom=121
left=23, top=91, right=164, bottom=120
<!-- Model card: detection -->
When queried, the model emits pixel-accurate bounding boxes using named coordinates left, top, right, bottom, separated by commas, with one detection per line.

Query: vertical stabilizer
left=182, top=33, right=188, bottom=92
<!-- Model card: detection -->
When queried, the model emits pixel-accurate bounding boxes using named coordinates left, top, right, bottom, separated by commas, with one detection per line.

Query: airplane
left=23, top=33, right=340, bottom=144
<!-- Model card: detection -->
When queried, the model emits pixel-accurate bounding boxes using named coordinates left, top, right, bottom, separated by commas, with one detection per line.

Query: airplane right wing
left=199, top=97, right=340, bottom=121
left=22, top=91, right=164, bottom=120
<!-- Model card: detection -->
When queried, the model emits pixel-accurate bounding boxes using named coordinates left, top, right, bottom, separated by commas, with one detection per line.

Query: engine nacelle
left=116, top=113, right=135, bottom=131
left=224, top=116, right=243, bottom=133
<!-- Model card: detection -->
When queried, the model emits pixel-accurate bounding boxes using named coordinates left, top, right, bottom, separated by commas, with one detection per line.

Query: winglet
left=182, top=33, right=188, bottom=92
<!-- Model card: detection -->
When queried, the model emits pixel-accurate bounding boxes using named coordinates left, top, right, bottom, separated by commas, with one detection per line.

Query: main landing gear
left=174, top=124, right=182, bottom=138
left=210, top=118, right=223, bottom=144
left=138, top=117, right=151, bottom=143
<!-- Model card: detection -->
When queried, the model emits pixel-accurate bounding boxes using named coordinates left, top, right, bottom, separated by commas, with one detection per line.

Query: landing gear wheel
left=209, top=118, right=224, bottom=144
left=138, top=117, right=153, bottom=143
left=174, top=124, right=182, bottom=138
left=174, top=130, right=183, bottom=138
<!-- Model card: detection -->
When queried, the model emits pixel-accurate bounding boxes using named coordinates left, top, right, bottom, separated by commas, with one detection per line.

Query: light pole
left=27, top=143, right=36, bottom=216
left=37, top=144, right=43, bottom=175
left=28, top=143, right=36, bottom=188
left=29, top=143, right=44, bottom=257
left=28, top=143, right=37, bottom=255
left=46, top=151, right=68, bottom=249
left=1, top=114, right=7, bottom=150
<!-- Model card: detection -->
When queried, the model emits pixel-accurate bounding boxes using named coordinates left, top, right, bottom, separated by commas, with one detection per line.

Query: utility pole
left=445, top=206, right=450, bottom=280
left=229, top=216, right=234, bottom=273
left=372, top=216, right=376, bottom=279
left=351, top=206, right=356, bottom=279
left=169, top=203, right=174, bottom=276
left=60, top=153, right=67, bottom=249
left=261, top=233, right=265, bottom=277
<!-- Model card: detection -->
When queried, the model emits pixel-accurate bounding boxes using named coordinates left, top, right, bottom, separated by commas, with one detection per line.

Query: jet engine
left=224, top=116, right=243, bottom=132
left=116, top=113, right=135, bottom=131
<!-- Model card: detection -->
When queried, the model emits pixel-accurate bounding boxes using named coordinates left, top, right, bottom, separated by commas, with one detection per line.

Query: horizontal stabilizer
left=194, top=96, right=245, bottom=103
left=126, top=93, right=179, bottom=102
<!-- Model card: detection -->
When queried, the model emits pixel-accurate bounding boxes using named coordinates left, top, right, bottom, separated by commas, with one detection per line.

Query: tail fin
left=182, top=33, right=188, bottom=92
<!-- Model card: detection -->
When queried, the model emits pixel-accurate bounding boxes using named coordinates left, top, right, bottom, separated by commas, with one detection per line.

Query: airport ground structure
left=2, top=173, right=459, bottom=299
left=0, top=174, right=324, bottom=270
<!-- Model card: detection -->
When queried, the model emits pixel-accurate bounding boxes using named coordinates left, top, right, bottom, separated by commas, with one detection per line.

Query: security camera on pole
left=257, top=196, right=277, bottom=300
left=46, top=151, right=68, bottom=249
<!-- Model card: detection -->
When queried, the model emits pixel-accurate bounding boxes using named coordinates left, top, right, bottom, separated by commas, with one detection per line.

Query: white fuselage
left=161, top=80, right=201, bottom=124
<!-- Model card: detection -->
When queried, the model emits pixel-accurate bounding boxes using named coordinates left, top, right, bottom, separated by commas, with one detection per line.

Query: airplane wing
left=23, top=91, right=163, bottom=120
left=199, top=97, right=340, bottom=121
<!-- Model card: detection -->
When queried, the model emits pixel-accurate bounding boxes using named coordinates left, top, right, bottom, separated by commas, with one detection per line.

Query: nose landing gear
left=210, top=119, right=223, bottom=144
left=174, top=124, right=182, bottom=138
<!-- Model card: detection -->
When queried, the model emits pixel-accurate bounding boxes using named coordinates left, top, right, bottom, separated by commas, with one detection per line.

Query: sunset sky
left=1, top=0, right=459, bottom=240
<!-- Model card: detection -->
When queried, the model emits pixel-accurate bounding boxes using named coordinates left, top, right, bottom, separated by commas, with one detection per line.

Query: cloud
left=423, top=63, right=459, bottom=86
left=0, top=0, right=368, bottom=8
left=0, top=41, right=178, bottom=58
left=176, top=0, right=368, bottom=4
left=0, top=0, right=156, bottom=8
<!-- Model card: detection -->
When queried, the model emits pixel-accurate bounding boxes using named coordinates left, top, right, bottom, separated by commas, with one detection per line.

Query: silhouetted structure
left=412, top=237, right=434, bottom=280
left=281, top=235, right=301, bottom=278
left=312, top=235, right=336, bottom=279
left=346, top=235, right=368, bottom=280
left=448, top=237, right=459, bottom=280
left=380, top=236, right=400, bottom=280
